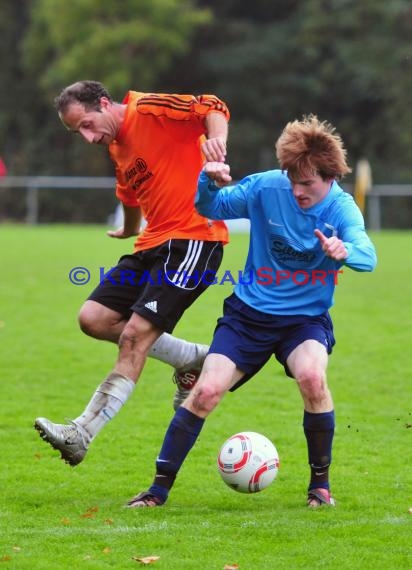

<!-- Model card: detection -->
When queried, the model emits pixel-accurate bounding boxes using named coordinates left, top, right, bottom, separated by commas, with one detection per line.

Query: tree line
left=1, top=0, right=412, bottom=224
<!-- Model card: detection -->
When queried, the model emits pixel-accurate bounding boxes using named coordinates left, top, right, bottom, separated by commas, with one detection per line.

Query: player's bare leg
left=35, top=314, right=161, bottom=465
left=79, top=300, right=208, bottom=408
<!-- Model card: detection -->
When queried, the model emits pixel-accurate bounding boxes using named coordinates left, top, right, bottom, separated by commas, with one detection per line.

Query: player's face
left=59, top=98, right=119, bottom=145
left=289, top=173, right=333, bottom=209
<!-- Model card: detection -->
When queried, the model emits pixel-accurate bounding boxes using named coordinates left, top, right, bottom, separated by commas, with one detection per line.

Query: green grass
left=0, top=225, right=411, bottom=569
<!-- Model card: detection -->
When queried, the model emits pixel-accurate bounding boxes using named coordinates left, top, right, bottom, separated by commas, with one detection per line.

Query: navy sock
left=303, top=410, right=335, bottom=491
left=149, top=407, right=205, bottom=503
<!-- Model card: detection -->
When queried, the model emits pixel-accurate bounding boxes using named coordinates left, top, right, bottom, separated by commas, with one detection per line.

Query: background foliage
left=1, top=0, right=412, bottom=221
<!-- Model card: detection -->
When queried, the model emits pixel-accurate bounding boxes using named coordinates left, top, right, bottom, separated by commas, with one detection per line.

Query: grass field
left=0, top=225, right=411, bottom=569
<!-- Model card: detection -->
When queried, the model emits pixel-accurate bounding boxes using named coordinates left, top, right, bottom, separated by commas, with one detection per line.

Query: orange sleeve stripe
left=138, top=99, right=193, bottom=114
left=136, top=93, right=230, bottom=121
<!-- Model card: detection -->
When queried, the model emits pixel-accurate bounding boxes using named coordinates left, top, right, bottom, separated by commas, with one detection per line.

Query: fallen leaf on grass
left=132, top=555, right=160, bottom=565
left=224, top=564, right=239, bottom=570
left=81, top=506, right=99, bottom=518
left=60, top=518, right=71, bottom=525
left=12, top=547, right=21, bottom=552
left=102, top=547, right=111, bottom=554
left=104, top=518, right=114, bottom=525
left=408, top=507, right=412, bottom=514
left=0, top=556, right=12, bottom=562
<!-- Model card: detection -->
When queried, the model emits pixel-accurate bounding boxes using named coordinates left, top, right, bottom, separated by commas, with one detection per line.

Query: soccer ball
left=217, top=431, right=280, bottom=493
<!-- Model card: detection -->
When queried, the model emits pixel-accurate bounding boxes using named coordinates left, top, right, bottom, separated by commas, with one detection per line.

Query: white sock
left=73, top=372, right=135, bottom=442
left=148, top=333, right=209, bottom=370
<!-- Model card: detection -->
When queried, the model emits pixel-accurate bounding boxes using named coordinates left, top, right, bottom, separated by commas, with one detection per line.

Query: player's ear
left=99, top=97, right=111, bottom=110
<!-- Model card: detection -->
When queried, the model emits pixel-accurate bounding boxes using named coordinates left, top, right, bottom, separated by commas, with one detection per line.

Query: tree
left=188, top=0, right=412, bottom=182
left=23, top=0, right=211, bottom=96
left=2, top=0, right=412, bottom=224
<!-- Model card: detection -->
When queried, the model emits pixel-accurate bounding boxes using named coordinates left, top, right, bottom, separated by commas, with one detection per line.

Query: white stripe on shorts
left=166, top=240, right=204, bottom=289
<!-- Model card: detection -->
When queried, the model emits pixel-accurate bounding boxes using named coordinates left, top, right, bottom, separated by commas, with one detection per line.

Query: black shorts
left=88, top=239, right=224, bottom=333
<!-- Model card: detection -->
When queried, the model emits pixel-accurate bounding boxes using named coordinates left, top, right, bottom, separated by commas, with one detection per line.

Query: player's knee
left=78, top=304, right=101, bottom=338
left=297, top=368, right=326, bottom=399
left=191, top=382, right=223, bottom=414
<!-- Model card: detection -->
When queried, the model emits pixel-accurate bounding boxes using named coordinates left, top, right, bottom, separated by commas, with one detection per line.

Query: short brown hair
left=54, top=80, right=112, bottom=114
left=275, top=115, right=351, bottom=181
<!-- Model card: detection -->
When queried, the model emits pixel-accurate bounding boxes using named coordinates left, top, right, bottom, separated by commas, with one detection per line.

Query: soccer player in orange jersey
left=34, top=80, right=230, bottom=467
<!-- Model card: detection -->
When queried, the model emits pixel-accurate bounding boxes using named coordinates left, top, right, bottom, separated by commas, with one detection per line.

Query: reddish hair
left=275, top=115, right=351, bottom=181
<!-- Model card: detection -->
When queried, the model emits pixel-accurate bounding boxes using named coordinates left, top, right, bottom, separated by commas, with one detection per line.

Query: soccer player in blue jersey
left=128, top=115, right=377, bottom=508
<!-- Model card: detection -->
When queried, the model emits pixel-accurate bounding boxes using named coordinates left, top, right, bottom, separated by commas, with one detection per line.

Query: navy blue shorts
left=209, top=293, right=335, bottom=390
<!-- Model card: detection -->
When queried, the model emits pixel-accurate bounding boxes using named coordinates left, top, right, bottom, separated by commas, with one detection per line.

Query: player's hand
left=314, top=229, right=348, bottom=261
left=201, top=137, right=227, bottom=162
left=203, top=161, right=232, bottom=187
left=106, top=227, right=137, bottom=239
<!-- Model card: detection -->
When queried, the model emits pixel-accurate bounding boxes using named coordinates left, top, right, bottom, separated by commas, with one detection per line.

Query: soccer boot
left=172, top=343, right=209, bottom=410
left=307, top=487, right=336, bottom=508
left=126, top=491, right=164, bottom=508
left=34, top=417, right=88, bottom=466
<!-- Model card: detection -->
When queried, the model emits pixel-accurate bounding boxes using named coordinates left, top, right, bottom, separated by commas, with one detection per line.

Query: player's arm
left=314, top=207, right=377, bottom=271
left=110, top=173, right=143, bottom=238
left=202, top=112, right=229, bottom=163
left=195, top=164, right=251, bottom=220
left=107, top=204, right=142, bottom=239
left=338, top=226, right=377, bottom=271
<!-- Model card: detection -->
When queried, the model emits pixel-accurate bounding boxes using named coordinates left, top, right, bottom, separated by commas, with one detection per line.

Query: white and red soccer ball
left=217, top=431, right=280, bottom=493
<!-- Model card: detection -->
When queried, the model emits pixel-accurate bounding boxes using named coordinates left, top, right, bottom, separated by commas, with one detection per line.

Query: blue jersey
left=196, top=169, right=377, bottom=316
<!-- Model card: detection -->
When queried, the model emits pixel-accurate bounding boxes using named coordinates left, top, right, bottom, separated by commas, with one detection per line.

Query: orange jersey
left=109, top=91, right=230, bottom=252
